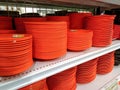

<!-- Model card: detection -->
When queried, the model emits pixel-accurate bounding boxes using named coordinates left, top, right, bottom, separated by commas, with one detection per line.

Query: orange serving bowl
left=19, top=79, right=48, bottom=90
left=0, top=16, right=13, bottom=29
left=85, top=15, right=115, bottom=47
left=47, top=67, right=77, bottom=90
left=25, top=22, right=67, bottom=60
left=0, top=30, right=16, bottom=34
left=68, top=13, right=92, bottom=29
left=67, top=29, right=93, bottom=51
left=97, top=52, right=114, bottom=74
left=0, top=34, right=33, bottom=76
left=15, top=17, right=46, bottom=33
left=76, top=58, right=98, bottom=83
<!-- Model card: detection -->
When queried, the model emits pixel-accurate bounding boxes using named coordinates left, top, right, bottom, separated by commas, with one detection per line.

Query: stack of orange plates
left=97, top=52, right=114, bottom=74
left=25, top=22, right=67, bottom=60
left=68, top=13, right=92, bottom=29
left=0, top=34, right=33, bottom=76
left=0, top=30, right=16, bottom=34
left=15, top=17, right=46, bottom=34
left=47, top=67, right=77, bottom=90
left=19, top=79, right=48, bottom=90
left=47, top=16, right=70, bottom=29
left=76, top=58, right=98, bottom=83
left=85, top=15, right=115, bottom=47
left=0, top=16, right=13, bottom=29
left=67, top=29, right=93, bottom=51
left=113, top=25, right=120, bottom=40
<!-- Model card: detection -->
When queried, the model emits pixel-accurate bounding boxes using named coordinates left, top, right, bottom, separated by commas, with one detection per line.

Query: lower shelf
left=77, top=65, right=120, bottom=90
left=0, top=40, right=120, bottom=90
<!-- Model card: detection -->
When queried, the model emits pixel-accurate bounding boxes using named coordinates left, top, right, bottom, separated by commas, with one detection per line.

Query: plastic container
left=19, top=79, right=48, bottom=90
left=15, top=17, right=46, bottom=33
left=68, top=13, right=92, bottom=29
left=25, top=22, right=67, bottom=60
left=0, top=34, right=33, bottom=76
left=97, top=52, right=114, bottom=74
left=76, top=58, right=98, bottom=83
left=67, top=29, right=93, bottom=51
left=0, top=16, right=13, bottom=29
left=47, top=16, right=70, bottom=29
left=85, top=15, right=115, bottom=46
left=47, top=67, right=77, bottom=90
left=0, top=30, right=16, bottom=34
left=113, top=24, right=120, bottom=40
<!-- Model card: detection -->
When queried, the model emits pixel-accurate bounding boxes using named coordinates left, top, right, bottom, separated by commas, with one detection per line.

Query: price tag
left=70, top=29, right=77, bottom=32
left=100, top=80, right=118, bottom=90
left=12, top=34, right=24, bottom=38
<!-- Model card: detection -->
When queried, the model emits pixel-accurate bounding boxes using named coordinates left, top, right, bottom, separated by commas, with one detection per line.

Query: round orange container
left=19, top=79, right=48, bottom=90
left=25, top=22, right=67, bottom=60
left=76, top=58, right=98, bottom=84
left=68, top=13, right=92, bottom=29
left=47, top=67, right=77, bottom=90
left=0, top=30, right=16, bottom=34
left=47, top=16, right=70, bottom=29
left=97, top=52, right=114, bottom=74
left=0, top=16, right=13, bottom=29
left=0, top=34, right=33, bottom=76
left=113, top=24, right=120, bottom=40
left=85, top=15, right=115, bottom=46
left=67, top=29, right=93, bottom=51
left=15, top=17, right=46, bottom=34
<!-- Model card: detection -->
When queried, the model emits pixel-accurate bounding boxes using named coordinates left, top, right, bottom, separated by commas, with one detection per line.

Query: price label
left=100, top=80, right=118, bottom=90
left=12, top=34, right=24, bottom=38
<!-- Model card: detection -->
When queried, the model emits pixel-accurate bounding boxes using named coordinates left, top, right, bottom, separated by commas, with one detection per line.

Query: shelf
left=96, top=0, right=120, bottom=5
left=0, top=40, right=120, bottom=90
left=77, top=65, right=120, bottom=90
left=51, top=0, right=119, bottom=8
left=1, top=0, right=120, bottom=9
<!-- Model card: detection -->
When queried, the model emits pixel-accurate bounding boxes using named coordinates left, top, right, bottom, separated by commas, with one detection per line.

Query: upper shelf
left=96, top=0, right=120, bottom=5
left=1, top=0, right=120, bottom=9
left=0, top=40, right=120, bottom=90
left=51, top=0, right=120, bottom=8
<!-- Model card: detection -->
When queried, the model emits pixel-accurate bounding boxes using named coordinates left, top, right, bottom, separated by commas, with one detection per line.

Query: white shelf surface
left=0, top=40, right=120, bottom=90
left=96, top=0, right=120, bottom=5
left=77, top=65, right=120, bottom=90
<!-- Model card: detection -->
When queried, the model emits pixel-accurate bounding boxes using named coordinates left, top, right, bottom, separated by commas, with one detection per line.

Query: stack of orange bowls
left=97, top=52, right=114, bottom=74
left=0, top=16, right=13, bottom=29
left=0, top=34, right=33, bottom=76
left=67, top=29, right=93, bottom=51
left=76, top=58, right=98, bottom=83
left=85, top=15, right=115, bottom=47
left=47, top=16, right=70, bottom=29
left=47, top=67, right=77, bottom=90
left=19, top=79, right=48, bottom=90
left=15, top=17, right=46, bottom=33
left=25, top=22, right=67, bottom=60
left=0, top=30, right=16, bottom=34
left=68, top=13, right=92, bottom=29
left=113, top=25, right=120, bottom=40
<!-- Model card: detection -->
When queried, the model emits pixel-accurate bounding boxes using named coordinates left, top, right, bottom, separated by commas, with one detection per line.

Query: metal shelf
left=0, top=40, right=120, bottom=90
left=77, top=65, right=120, bottom=90
left=0, top=0, right=120, bottom=9
left=96, top=0, right=120, bottom=5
